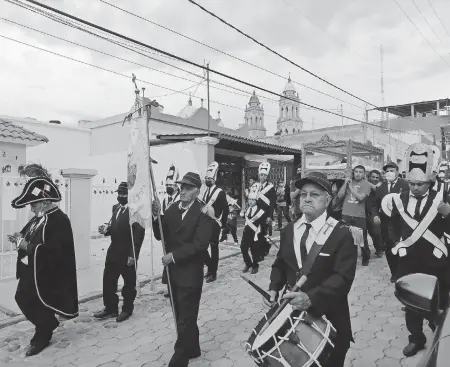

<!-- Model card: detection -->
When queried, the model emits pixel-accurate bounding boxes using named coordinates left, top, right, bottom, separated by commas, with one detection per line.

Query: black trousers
left=103, top=259, right=137, bottom=313
left=221, top=222, right=238, bottom=242
left=205, top=222, right=221, bottom=276
left=276, top=205, right=291, bottom=229
left=366, top=215, right=382, bottom=253
left=323, top=339, right=350, bottom=367
left=259, top=221, right=271, bottom=256
left=15, top=267, right=59, bottom=345
left=381, top=223, right=398, bottom=278
left=169, top=285, right=202, bottom=367
left=240, top=238, right=259, bottom=268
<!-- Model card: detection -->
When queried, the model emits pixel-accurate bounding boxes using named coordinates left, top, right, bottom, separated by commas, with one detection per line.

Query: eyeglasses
left=299, top=191, right=325, bottom=199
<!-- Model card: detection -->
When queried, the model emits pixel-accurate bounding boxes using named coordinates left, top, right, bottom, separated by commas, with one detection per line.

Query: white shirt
left=293, top=210, right=328, bottom=269
left=406, top=192, right=428, bottom=217
left=179, top=200, right=195, bottom=220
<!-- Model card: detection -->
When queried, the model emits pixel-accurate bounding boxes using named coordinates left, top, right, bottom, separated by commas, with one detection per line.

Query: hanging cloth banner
left=126, top=102, right=153, bottom=228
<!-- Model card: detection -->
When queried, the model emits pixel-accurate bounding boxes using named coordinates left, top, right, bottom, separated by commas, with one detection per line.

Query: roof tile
left=0, top=119, right=48, bottom=144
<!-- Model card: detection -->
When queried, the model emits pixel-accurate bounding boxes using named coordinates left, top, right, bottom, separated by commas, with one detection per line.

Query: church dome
left=248, top=90, right=260, bottom=106
left=177, top=96, right=198, bottom=119
left=284, top=76, right=296, bottom=93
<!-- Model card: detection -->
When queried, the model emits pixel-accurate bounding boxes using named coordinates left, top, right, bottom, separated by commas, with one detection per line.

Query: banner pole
left=145, top=103, right=178, bottom=337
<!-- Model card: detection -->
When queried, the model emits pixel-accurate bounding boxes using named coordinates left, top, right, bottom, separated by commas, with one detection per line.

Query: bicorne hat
left=11, top=177, right=61, bottom=209
left=116, top=182, right=128, bottom=195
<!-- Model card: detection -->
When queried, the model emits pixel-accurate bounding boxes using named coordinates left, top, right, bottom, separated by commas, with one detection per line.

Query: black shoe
left=116, top=311, right=132, bottom=323
left=204, top=272, right=211, bottom=279
left=403, top=342, right=425, bottom=357
left=206, top=274, right=217, bottom=283
left=189, top=350, right=201, bottom=359
left=375, top=250, right=383, bottom=258
left=93, top=309, right=118, bottom=320
left=429, top=321, right=436, bottom=332
left=390, top=276, right=397, bottom=283
left=250, top=267, right=259, bottom=274
left=242, top=266, right=250, bottom=273
left=219, top=238, right=227, bottom=243
left=401, top=307, right=406, bottom=311
left=362, top=258, right=369, bottom=266
left=163, top=291, right=169, bottom=298
left=25, top=341, right=50, bottom=357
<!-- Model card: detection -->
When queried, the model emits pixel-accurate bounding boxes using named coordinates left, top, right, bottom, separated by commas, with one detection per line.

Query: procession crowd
left=5, top=141, right=450, bottom=367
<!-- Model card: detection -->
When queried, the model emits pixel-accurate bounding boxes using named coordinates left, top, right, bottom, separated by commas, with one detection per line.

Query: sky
left=0, top=0, right=450, bottom=135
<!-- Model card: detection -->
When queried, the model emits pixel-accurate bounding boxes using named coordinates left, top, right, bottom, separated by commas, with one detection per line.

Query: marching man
left=255, top=162, right=277, bottom=259
left=381, top=143, right=450, bottom=357
left=240, top=184, right=266, bottom=274
left=162, top=164, right=180, bottom=214
left=10, top=165, right=78, bottom=356
left=161, top=164, right=180, bottom=297
left=95, top=182, right=145, bottom=322
left=202, top=162, right=229, bottom=283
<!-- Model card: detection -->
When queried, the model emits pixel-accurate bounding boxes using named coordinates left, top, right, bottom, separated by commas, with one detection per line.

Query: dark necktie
left=414, top=196, right=424, bottom=220
left=168, top=196, right=173, bottom=204
left=204, top=188, right=210, bottom=202
left=299, top=223, right=312, bottom=266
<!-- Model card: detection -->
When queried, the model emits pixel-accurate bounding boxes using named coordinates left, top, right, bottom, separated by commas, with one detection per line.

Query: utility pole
left=206, top=62, right=211, bottom=136
left=364, top=103, right=368, bottom=143
left=340, top=104, right=344, bottom=136
left=312, top=116, right=315, bottom=131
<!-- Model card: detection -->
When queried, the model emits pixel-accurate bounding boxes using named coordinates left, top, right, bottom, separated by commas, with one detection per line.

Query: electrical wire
left=411, top=0, right=444, bottom=44
left=427, top=0, right=450, bottom=40
left=97, top=0, right=364, bottom=111
left=4, top=0, right=429, bottom=136
left=392, top=0, right=450, bottom=67
left=188, top=0, right=378, bottom=107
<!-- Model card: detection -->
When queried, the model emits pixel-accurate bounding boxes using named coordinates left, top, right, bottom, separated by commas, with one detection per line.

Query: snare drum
left=246, top=303, right=336, bottom=366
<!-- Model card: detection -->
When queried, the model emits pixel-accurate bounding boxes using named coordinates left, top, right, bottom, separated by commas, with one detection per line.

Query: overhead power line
left=391, top=0, right=450, bottom=67
left=411, top=0, right=444, bottom=44
left=97, top=0, right=363, bottom=110
left=427, top=0, right=450, bottom=40
left=6, top=0, right=427, bottom=136
left=187, top=0, right=378, bottom=108
left=9, top=0, right=373, bottom=124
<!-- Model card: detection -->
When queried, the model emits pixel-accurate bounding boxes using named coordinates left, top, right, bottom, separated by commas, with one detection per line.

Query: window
left=285, top=106, right=288, bottom=117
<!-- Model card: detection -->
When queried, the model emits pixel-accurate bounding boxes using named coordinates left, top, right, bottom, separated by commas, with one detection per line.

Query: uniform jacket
left=257, top=181, right=277, bottom=220
left=202, top=185, right=229, bottom=228
left=371, top=178, right=409, bottom=218
left=269, top=219, right=357, bottom=342
left=386, top=190, right=450, bottom=272
left=241, top=205, right=266, bottom=245
left=104, top=204, right=145, bottom=264
left=152, top=200, right=213, bottom=288
left=16, top=207, right=79, bottom=319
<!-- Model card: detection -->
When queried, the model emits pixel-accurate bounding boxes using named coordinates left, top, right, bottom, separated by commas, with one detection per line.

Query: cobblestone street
left=0, top=242, right=433, bottom=367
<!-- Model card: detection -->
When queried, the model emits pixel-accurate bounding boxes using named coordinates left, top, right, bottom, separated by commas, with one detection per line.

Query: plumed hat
left=166, top=164, right=179, bottom=185
left=12, top=177, right=61, bottom=209
left=205, top=161, right=219, bottom=180
left=258, top=162, right=271, bottom=176
left=431, top=145, right=441, bottom=172
left=437, top=160, right=450, bottom=179
left=116, top=182, right=128, bottom=195
left=405, top=143, right=434, bottom=182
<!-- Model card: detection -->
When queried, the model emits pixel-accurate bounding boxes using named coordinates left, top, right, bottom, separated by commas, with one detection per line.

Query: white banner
left=127, top=104, right=152, bottom=228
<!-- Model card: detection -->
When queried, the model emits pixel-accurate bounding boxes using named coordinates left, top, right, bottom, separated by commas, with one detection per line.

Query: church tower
left=276, top=76, right=303, bottom=135
left=245, top=91, right=266, bottom=138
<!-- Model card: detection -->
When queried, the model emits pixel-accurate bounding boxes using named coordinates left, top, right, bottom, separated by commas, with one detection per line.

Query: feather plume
left=18, top=163, right=52, bottom=179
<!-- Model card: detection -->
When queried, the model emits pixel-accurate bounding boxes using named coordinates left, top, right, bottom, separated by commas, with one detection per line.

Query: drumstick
left=260, top=275, right=308, bottom=334
left=240, top=275, right=271, bottom=301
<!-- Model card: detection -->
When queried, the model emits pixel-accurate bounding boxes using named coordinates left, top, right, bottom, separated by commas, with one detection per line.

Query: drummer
left=264, top=171, right=357, bottom=367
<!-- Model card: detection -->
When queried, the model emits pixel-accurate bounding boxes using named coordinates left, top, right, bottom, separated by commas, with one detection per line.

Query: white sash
left=257, top=183, right=273, bottom=206
left=389, top=193, right=447, bottom=258
left=204, top=186, right=223, bottom=226
left=245, top=207, right=265, bottom=240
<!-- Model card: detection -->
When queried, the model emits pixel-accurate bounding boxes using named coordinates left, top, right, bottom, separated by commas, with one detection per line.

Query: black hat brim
left=11, top=177, right=62, bottom=209
left=295, top=177, right=331, bottom=194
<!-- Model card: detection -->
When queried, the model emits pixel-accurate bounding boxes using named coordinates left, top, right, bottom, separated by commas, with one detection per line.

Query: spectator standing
left=275, top=180, right=291, bottom=230
left=337, top=165, right=372, bottom=266
left=290, top=165, right=302, bottom=221
left=366, top=170, right=383, bottom=257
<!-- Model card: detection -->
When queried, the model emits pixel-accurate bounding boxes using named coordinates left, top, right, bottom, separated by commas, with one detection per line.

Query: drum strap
left=299, top=217, right=338, bottom=278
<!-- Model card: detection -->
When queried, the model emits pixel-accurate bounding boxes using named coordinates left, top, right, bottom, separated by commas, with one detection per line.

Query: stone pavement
left=0, top=241, right=433, bottom=367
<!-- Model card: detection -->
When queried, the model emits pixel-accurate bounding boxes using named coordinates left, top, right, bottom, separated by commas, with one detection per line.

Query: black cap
left=116, top=182, right=128, bottom=195
left=295, top=171, right=331, bottom=194
left=383, top=162, right=399, bottom=171
left=176, top=172, right=202, bottom=189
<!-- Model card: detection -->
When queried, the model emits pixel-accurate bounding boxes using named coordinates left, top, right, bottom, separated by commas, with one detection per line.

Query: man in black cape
left=10, top=173, right=78, bottom=357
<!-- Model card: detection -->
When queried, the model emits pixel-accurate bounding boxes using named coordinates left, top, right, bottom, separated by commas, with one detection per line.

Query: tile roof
left=0, top=119, right=48, bottom=146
